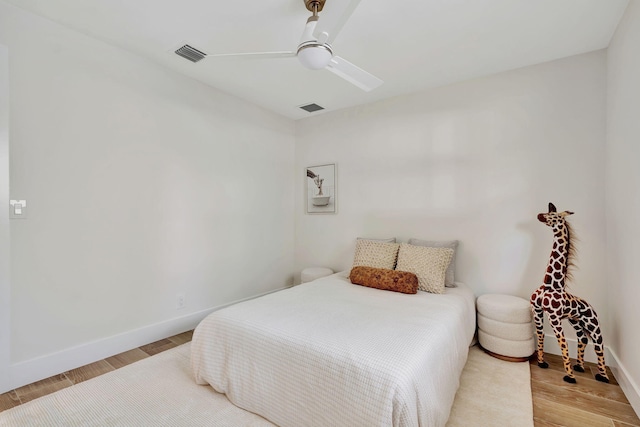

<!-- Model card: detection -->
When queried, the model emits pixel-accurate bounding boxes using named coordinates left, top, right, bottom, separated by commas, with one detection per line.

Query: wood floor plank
left=0, top=390, right=21, bottom=412
left=167, top=330, right=193, bottom=346
left=532, top=379, right=640, bottom=425
left=65, top=360, right=115, bottom=385
left=105, top=348, right=150, bottom=369
left=533, top=396, right=615, bottom=427
left=613, top=420, right=640, bottom=427
left=13, top=374, right=73, bottom=404
left=139, top=338, right=178, bottom=356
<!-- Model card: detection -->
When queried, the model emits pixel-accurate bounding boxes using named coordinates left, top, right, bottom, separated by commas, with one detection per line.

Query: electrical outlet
left=176, top=293, right=185, bottom=309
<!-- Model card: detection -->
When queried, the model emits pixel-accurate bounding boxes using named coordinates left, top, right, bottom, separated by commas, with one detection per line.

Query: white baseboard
left=608, top=347, right=640, bottom=417
left=542, top=333, right=613, bottom=365
left=542, top=334, right=640, bottom=417
left=1, top=286, right=290, bottom=394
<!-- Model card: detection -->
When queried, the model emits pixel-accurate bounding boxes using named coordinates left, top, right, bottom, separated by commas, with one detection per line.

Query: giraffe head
left=537, top=202, right=574, bottom=228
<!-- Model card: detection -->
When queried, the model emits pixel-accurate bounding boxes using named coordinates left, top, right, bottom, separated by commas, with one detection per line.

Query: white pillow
left=396, top=243, right=453, bottom=294
left=357, top=237, right=397, bottom=243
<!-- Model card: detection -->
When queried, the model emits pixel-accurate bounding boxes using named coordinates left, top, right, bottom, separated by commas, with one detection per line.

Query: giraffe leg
left=549, top=321, right=576, bottom=383
left=590, top=324, right=610, bottom=383
left=579, top=301, right=610, bottom=383
left=569, top=318, right=586, bottom=373
left=532, top=307, right=548, bottom=368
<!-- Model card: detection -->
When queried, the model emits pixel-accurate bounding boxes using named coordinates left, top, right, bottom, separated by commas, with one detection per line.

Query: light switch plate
left=9, top=200, right=27, bottom=219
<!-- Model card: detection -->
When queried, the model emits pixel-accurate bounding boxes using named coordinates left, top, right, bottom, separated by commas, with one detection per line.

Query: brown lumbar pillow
left=349, top=266, right=418, bottom=294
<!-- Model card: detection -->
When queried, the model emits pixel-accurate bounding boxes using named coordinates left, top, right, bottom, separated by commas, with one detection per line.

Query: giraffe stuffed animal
left=530, top=202, right=609, bottom=384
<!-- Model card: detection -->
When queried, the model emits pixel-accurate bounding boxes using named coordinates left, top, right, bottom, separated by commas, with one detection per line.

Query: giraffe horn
left=548, top=203, right=557, bottom=213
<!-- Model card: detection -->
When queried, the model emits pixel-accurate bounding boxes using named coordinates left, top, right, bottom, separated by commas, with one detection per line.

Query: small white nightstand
left=301, top=267, right=334, bottom=284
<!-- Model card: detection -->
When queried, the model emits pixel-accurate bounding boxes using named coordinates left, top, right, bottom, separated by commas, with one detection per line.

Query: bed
left=191, top=271, right=476, bottom=427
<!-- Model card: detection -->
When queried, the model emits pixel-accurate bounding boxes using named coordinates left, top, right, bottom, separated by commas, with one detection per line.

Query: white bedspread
left=191, top=272, right=476, bottom=427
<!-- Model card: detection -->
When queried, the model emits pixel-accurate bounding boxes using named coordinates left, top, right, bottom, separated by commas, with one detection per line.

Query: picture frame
left=306, top=163, right=336, bottom=214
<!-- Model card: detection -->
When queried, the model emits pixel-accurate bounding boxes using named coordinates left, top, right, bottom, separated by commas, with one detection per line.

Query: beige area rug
left=446, top=346, right=534, bottom=427
left=0, top=344, right=533, bottom=426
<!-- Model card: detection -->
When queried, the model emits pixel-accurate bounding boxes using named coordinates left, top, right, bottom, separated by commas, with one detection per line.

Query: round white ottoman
left=301, top=267, right=334, bottom=283
left=477, top=294, right=535, bottom=362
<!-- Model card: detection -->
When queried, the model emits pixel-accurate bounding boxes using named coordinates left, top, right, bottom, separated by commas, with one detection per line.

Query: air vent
left=175, top=44, right=207, bottom=63
left=299, top=103, right=324, bottom=113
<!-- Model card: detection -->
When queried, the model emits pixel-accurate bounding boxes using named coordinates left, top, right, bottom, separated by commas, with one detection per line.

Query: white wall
left=0, top=2, right=295, bottom=392
left=606, top=0, right=640, bottom=413
left=295, top=51, right=608, bottom=344
left=0, top=44, right=10, bottom=389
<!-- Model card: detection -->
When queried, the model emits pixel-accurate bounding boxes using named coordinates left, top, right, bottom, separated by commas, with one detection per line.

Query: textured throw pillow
left=396, top=243, right=454, bottom=294
left=351, top=239, right=400, bottom=271
left=350, top=266, right=418, bottom=294
left=408, top=239, right=459, bottom=287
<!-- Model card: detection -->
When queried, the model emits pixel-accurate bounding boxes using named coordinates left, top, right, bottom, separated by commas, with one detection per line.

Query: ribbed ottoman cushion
left=477, top=294, right=534, bottom=359
left=477, top=313, right=534, bottom=341
left=477, top=294, right=532, bottom=323
left=301, top=267, right=334, bottom=283
left=478, top=330, right=535, bottom=358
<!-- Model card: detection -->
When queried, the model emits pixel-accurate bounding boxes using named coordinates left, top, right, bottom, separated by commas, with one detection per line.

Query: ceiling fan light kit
left=297, top=43, right=333, bottom=70
left=198, top=0, right=383, bottom=95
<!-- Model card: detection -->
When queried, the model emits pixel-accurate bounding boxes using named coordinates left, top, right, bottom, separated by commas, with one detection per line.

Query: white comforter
left=191, top=272, right=476, bottom=427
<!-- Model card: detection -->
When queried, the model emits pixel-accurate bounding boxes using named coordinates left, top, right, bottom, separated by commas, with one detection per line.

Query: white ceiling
left=5, top=0, right=629, bottom=120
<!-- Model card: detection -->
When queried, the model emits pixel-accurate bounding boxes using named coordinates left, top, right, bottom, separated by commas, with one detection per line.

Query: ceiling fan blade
left=326, top=56, right=383, bottom=92
left=313, top=0, right=362, bottom=44
left=205, top=51, right=296, bottom=60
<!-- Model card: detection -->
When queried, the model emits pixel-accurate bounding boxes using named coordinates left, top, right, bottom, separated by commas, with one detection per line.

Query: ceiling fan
left=205, top=0, right=383, bottom=92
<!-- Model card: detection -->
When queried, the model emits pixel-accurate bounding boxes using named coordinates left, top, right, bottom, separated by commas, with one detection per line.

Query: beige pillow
left=395, top=243, right=454, bottom=294
left=351, top=240, right=400, bottom=271
left=408, top=239, right=458, bottom=287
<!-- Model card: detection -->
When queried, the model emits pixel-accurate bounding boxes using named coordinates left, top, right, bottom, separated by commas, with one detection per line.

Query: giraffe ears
left=561, top=211, right=575, bottom=217
left=548, top=203, right=557, bottom=213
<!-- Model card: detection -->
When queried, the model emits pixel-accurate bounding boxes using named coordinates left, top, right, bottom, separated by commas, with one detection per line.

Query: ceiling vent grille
left=175, top=44, right=207, bottom=63
left=300, top=103, right=324, bottom=113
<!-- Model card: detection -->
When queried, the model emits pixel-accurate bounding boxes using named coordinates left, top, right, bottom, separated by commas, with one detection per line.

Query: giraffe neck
left=544, top=224, right=571, bottom=292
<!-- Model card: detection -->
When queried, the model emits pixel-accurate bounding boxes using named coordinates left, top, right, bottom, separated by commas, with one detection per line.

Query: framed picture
left=306, top=163, right=336, bottom=214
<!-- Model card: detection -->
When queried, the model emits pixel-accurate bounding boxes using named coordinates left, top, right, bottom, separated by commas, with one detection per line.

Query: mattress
left=191, top=271, right=476, bottom=427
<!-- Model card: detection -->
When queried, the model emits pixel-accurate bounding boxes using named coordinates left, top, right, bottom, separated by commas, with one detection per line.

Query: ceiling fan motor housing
left=304, top=0, right=326, bottom=13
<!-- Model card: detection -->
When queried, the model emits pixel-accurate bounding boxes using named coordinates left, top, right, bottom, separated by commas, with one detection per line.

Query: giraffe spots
left=544, top=275, right=552, bottom=284
left=554, top=272, right=563, bottom=280
left=583, top=308, right=593, bottom=317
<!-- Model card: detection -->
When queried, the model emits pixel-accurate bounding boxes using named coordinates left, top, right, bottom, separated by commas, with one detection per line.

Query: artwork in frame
left=306, top=163, right=336, bottom=214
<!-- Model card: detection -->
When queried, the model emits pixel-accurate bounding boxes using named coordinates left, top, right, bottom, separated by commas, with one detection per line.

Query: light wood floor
left=1, top=332, right=639, bottom=427
left=530, top=354, right=640, bottom=426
